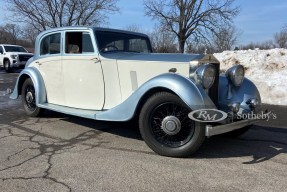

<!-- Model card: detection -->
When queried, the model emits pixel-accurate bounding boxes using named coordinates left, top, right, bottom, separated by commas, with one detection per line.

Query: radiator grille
left=208, top=63, right=220, bottom=107
left=18, top=54, right=33, bottom=62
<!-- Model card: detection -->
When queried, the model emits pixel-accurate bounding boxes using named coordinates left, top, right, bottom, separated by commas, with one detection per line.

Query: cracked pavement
left=0, top=69, right=287, bottom=192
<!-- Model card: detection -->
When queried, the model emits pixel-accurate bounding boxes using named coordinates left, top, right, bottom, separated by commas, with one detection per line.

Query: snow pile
left=214, top=48, right=287, bottom=105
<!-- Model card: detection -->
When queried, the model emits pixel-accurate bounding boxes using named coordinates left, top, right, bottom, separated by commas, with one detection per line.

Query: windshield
left=95, top=31, right=152, bottom=53
left=4, top=46, right=27, bottom=53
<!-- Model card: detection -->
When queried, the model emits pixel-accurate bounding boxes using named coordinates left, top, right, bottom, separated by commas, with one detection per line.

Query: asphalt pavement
left=0, top=69, right=286, bottom=192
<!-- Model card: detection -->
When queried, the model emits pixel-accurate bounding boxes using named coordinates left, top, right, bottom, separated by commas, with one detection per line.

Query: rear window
left=40, top=33, right=61, bottom=55
left=95, top=31, right=152, bottom=53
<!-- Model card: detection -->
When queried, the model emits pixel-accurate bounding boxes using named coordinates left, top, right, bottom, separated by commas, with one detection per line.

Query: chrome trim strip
left=130, top=71, right=138, bottom=91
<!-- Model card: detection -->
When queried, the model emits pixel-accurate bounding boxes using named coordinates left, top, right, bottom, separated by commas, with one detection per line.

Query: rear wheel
left=21, top=78, right=42, bottom=117
left=139, top=92, right=205, bottom=157
left=4, top=60, right=12, bottom=73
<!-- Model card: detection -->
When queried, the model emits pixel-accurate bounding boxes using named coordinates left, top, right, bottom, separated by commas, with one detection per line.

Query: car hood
left=101, top=52, right=204, bottom=63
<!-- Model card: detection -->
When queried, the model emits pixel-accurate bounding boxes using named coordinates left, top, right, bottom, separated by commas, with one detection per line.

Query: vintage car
left=10, top=26, right=264, bottom=157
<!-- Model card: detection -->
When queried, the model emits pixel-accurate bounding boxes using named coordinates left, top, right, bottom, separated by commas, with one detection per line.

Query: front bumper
left=11, top=60, right=26, bottom=68
left=205, top=118, right=259, bottom=137
left=205, top=110, right=268, bottom=137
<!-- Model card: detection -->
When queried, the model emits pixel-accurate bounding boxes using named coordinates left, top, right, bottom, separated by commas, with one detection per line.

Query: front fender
left=218, top=75, right=261, bottom=113
left=10, top=67, right=47, bottom=105
left=96, top=73, right=216, bottom=121
left=3, top=57, right=12, bottom=64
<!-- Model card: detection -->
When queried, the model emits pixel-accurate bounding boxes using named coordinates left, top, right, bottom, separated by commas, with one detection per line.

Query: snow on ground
left=214, top=48, right=287, bottom=105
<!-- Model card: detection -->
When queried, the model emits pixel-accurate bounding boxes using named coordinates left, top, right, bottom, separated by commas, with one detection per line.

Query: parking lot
left=0, top=69, right=287, bottom=192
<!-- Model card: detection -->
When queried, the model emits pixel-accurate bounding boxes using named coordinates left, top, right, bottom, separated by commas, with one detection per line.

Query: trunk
left=178, top=38, right=186, bottom=53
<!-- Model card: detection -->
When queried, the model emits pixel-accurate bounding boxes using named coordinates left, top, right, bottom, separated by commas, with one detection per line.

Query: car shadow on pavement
left=65, top=116, right=287, bottom=163
left=41, top=110, right=287, bottom=163
left=194, top=125, right=287, bottom=163
left=68, top=118, right=142, bottom=140
left=0, top=67, right=23, bottom=74
left=43, top=110, right=142, bottom=140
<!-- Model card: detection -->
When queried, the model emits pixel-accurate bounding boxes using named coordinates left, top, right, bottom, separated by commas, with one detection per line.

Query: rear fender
left=10, top=67, right=47, bottom=105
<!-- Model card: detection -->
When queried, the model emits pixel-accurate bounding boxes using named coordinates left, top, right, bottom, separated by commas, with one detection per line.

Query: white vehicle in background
left=0, top=44, right=34, bottom=72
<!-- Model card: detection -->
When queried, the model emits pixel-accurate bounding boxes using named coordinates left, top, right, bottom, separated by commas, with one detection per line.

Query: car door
left=62, top=30, right=105, bottom=110
left=37, top=32, right=66, bottom=105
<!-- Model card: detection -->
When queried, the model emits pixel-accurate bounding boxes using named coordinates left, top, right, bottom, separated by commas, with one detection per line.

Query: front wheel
left=21, top=78, right=43, bottom=117
left=4, top=60, right=12, bottom=73
left=139, top=92, right=205, bottom=157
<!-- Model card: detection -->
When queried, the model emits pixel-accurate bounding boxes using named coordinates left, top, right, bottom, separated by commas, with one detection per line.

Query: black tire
left=139, top=92, right=205, bottom=157
left=21, top=78, right=42, bottom=117
left=223, top=126, right=251, bottom=138
left=4, top=60, right=12, bottom=73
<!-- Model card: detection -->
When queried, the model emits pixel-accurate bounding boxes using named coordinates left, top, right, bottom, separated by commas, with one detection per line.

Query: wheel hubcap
left=26, top=92, right=34, bottom=104
left=161, top=116, right=181, bottom=135
left=24, top=85, right=36, bottom=110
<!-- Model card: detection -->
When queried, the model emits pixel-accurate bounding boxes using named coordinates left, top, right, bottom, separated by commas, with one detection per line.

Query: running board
left=38, top=103, right=102, bottom=120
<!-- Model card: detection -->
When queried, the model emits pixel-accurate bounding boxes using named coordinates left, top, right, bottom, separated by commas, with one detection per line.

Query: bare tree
left=144, top=0, right=239, bottom=53
left=0, top=27, right=10, bottom=44
left=274, top=25, right=287, bottom=48
left=8, top=0, right=119, bottom=32
left=125, top=24, right=143, bottom=33
left=239, top=40, right=275, bottom=50
left=212, top=25, right=240, bottom=52
left=186, top=37, right=214, bottom=54
left=259, top=40, right=275, bottom=50
left=22, top=23, right=39, bottom=46
left=0, top=24, right=24, bottom=44
left=0, top=22, right=37, bottom=47
left=125, top=24, right=177, bottom=53
left=2, top=24, right=23, bottom=44
left=148, top=26, right=178, bottom=53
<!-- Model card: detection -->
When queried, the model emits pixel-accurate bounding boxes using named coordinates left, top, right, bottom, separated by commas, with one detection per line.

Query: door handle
left=35, top=61, right=42, bottom=66
left=91, top=57, right=100, bottom=63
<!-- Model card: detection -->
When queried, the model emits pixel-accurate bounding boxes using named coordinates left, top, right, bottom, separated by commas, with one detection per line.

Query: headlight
left=11, top=55, right=18, bottom=59
left=194, top=64, right=216, bottom=89
left=226, top=64, right=245, bottom=86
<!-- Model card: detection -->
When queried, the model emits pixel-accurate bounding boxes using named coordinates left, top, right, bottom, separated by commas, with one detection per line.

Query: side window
left=65, top=32, right=94, bottom=54
left=40, top=33, right=61, bottom=55
left=0, top=46, right=3, bottom=54
left=129, top=39, right=148, bottom=53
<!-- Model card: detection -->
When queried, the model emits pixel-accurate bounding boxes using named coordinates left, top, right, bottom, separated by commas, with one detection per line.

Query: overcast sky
left=1, top=0, right=287, bottom=45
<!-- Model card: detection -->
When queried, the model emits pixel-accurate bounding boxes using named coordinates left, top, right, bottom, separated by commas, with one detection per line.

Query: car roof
left=0, top=44, right=24, bottom=47
left=93, top=27, right=149, bottom=38
left=37, top=26, right=149, bottom=38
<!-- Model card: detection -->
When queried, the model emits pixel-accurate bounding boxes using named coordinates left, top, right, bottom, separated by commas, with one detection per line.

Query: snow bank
left=214, top=48, right=287, bottom=105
